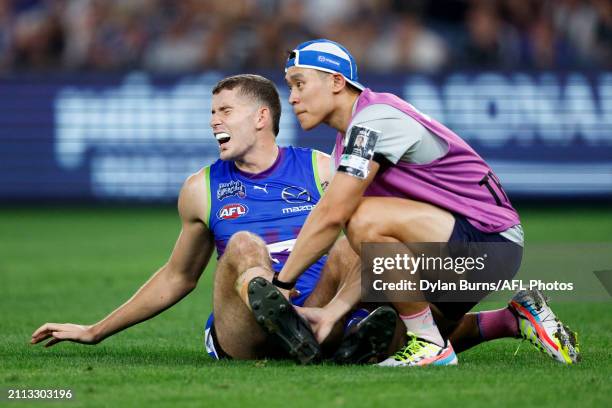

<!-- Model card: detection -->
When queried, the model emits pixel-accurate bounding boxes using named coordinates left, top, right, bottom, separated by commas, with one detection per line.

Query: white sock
left=399, top=307, right=445, bottom=347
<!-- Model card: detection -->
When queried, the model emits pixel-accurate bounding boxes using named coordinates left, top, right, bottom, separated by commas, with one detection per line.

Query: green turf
left=1, top=205, right=611, bottom=407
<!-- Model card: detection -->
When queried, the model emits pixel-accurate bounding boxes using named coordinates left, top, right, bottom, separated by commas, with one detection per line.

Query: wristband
left=272, top=273, right=296, bottom=290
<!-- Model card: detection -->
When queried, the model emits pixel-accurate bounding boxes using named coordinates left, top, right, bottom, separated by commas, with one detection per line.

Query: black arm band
left=272, top=273, right=296, bottom=290
left=372, top=152, right=393, bottom=170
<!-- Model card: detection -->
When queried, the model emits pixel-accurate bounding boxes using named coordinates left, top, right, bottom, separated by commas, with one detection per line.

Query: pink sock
left=400, top=307, right=445, bottom=347
left=477, top=307, right=519, bottom=340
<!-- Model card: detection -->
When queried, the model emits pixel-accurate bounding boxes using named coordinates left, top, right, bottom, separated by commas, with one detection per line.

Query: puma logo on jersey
left=253, top=184, right=268, bottom=194
left=217, top=203, right=248, bottom=220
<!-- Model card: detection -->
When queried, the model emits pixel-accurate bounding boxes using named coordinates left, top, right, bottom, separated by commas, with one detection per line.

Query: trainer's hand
left=295, top=307, right=335, bottom=343
left=30, top=323, right=99, bottom=348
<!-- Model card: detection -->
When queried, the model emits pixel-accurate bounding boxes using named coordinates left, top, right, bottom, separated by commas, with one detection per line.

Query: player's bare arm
left=315, top=150, right=332, bottom=191
left=31, top=170, right=215, bottom=348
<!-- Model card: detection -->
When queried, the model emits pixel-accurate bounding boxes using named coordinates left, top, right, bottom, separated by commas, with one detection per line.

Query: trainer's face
left=210, top=88, right=258, bottom=161
left=286, top=67, right=334, bottom=130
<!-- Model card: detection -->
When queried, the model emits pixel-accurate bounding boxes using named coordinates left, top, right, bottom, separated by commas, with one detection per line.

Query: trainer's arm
left=31, top=171, right=214, bottom=347
left=277, top=161, right=379, bottom=285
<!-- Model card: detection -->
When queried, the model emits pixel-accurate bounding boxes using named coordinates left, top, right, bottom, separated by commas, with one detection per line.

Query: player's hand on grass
left=295, top=306, right=334, bottom=343
left=30, top=323, right=99, bottom=347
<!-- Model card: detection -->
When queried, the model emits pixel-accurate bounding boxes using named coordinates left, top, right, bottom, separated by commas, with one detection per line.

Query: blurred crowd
left=1, top=0, right=611, bottom=74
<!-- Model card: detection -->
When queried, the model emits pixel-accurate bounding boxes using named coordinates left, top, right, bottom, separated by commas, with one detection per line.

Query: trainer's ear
left=331, top=73, right=347, bottom=94
left=255, top=106, right=270, bottom=132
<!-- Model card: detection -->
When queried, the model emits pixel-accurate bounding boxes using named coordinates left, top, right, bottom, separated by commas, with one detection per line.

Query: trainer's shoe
left=333, top=306, right=397, bottom=365
left=378, top=332, right=457, bottom=367
left=247, top=277, right=321, bottom=364
left=509, top=289, right=581, bottom=364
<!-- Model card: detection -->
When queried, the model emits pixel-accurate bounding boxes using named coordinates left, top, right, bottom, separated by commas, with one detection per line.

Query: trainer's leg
left=345, top=197, right=523, bottom=354
left=212, top=231, right=276, bottom=359
left=446, top=307, right=519, bottom=353
left=346, top=197, right=455, bottom=348
left=346, top=197, right=455, bottom=246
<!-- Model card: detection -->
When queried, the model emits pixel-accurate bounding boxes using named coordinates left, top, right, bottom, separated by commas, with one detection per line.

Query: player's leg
left=242, top=235, right=397, bottom=364
left=301, top=237, right=398, bottom=363
left=299, top=237, right=359, bottom=351
left=210, top=231, right=277, bottom=360
left=302, top=237, right=358, bottom=310
left=242, top=236, right=364, bottom=363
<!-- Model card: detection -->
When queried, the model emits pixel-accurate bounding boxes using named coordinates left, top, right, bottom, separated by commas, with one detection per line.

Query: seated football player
left=30, top=74, right=375, bottom=363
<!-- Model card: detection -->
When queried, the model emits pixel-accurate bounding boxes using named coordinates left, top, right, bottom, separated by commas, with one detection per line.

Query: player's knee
left=225, top=231, right=267, bottom=260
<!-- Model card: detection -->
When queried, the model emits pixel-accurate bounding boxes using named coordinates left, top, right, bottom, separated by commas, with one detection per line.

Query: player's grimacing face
left=210, top=88, right=258, bottom=161
left=286, top=67, right=334, bottom=130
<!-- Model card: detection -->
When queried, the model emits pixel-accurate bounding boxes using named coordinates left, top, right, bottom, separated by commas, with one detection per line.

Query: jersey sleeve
left=203, top=166, right=212, bottom=226
left=347, top=104, right=427, bottom=165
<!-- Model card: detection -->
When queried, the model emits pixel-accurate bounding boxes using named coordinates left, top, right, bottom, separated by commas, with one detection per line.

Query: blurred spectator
left=0, top=0, right=609, bottom=74
left=144, top=17, right=204, bottom=73
left=394, top=12, right=448, bottom=73
left=0, top=0, right=13, bottom=72
left=552, top=0, right=599, bottom=66
left=527, top=13, right=575, bottom=69
left=461, top=0, right=521, bottom=68
left=12, top=1, right=64, bottom=71
left=592, top=0, right=612, bottom=68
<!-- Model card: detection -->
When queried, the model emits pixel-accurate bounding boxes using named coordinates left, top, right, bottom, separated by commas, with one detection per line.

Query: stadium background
left=1, top=1, right=611, bottom=407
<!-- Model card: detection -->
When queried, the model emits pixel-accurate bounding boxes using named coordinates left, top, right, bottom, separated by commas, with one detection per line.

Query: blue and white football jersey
left=206, top=146, right=326, bottom=305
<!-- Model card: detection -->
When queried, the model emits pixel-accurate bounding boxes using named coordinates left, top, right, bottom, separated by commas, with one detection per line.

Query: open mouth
left=215, top=132, right=231, bottom=145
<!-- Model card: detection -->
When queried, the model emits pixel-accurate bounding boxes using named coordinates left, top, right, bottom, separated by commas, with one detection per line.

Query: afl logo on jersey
left=217, top=203, right=248, bottom=220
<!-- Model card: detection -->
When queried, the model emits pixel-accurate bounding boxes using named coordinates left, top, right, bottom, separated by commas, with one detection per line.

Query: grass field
left=1, top=205, right=611, bottom=407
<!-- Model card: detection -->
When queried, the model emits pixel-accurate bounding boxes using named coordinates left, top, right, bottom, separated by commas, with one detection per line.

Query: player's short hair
left=212, top=74, right=281, bottom=136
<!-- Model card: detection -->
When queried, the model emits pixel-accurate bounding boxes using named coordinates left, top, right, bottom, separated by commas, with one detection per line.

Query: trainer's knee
left=345, top=199, right=385, bottom=248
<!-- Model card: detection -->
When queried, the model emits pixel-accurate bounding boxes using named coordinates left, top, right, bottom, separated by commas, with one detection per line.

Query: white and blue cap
left=285, top=39, right=365, bottom=91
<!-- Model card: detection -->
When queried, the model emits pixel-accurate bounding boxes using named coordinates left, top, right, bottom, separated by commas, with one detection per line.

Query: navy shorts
left=204, top=313, right=232, bottom=359
left=432, top=213, right=523, bottom=321
left=448, top=213, right=516, bottom=244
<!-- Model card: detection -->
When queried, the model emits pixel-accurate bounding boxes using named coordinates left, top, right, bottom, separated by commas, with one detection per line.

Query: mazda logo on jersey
left=281, top=186, right=311, bottom=204
left=217, top=203, right=248, bottom=220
